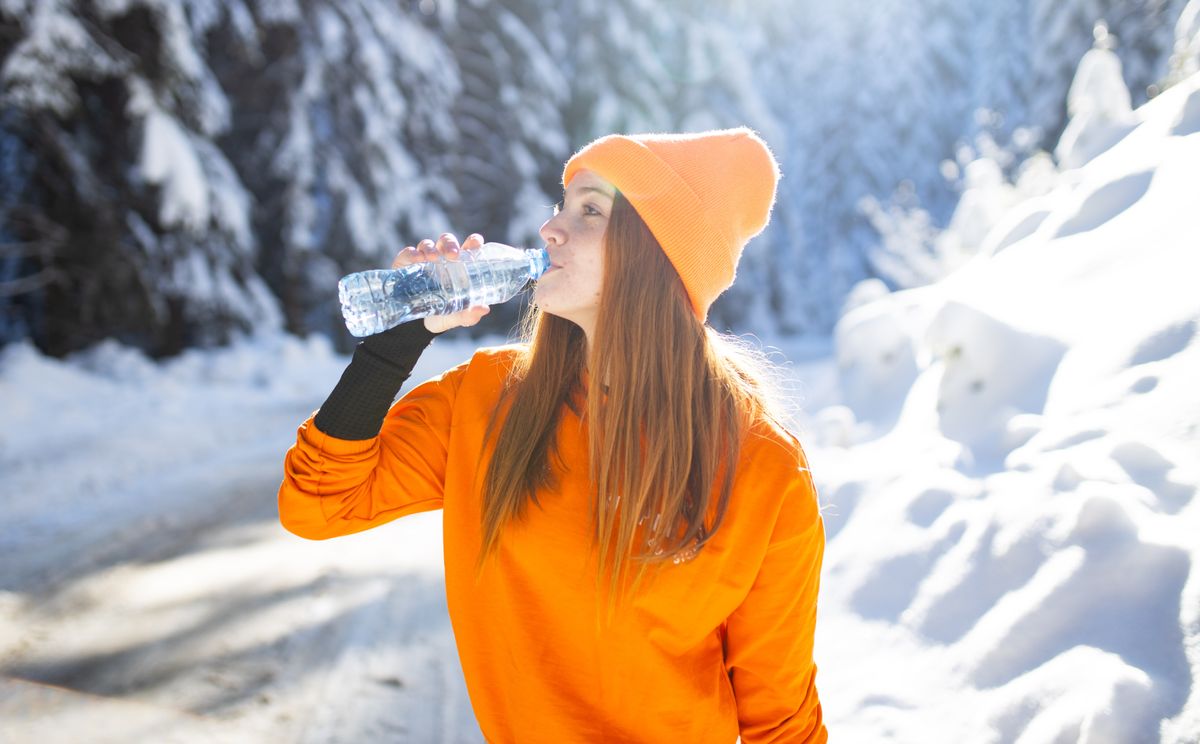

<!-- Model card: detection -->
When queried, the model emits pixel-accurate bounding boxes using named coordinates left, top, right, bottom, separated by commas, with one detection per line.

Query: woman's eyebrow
left=565, top=186, right=615, bottom=201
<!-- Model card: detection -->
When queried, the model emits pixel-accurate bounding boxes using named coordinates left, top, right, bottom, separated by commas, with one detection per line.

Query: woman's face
left=534, top=169, right=616, bottom=340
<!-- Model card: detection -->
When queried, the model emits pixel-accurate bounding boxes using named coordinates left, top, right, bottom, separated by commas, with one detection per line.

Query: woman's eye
left=552, top=201, right=601, bottom=217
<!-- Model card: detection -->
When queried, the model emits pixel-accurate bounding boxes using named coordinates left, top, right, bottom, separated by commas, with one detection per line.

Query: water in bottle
left=338, top=242, right=551, bottom=337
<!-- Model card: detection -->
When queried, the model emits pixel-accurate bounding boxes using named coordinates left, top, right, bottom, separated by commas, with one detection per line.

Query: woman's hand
left=393, top=232, right=492, bottom=334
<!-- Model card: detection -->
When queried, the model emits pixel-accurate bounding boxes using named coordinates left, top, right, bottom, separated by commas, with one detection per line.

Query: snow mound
left=813, top=70, right=1200, bottom=741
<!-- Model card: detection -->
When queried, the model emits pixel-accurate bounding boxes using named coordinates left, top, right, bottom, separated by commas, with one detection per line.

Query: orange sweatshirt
left=279, top=344, right=827, bottom=743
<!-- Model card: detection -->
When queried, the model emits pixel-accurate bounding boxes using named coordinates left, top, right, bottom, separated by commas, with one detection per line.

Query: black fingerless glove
left=312, top=320, right=442, bottom=440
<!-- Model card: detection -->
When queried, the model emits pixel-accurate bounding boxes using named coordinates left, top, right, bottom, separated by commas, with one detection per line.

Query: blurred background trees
left=0, top=0, right=1190, bottom=356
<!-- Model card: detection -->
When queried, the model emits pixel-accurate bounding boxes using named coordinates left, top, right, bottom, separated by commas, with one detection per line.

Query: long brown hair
left=478, top=190, right=785, bottom=607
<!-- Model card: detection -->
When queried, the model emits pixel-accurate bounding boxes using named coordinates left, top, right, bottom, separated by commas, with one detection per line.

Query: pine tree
left=914, top=0, right=980, bottom=222
left=213, top=0, right=463, bottom=340
left=1029, top=0, right=1118, bottom=146
left=696, top=0, right=795, bottom=333
left=0, top=0, right=277, bottom=355
left=653, top=0, right=790, bottom=331
left=1168, top=0, right=1200, bottom=84
left=973, top=0, right=1033, bottom=160
left=0, top=106, right=39, bottom=343
left=440, top=0, right=567, bottom=251
left=1105, top=0, right=1191, bottom=103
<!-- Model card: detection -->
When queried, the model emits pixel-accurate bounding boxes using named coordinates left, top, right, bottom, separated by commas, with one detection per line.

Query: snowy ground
left=807, top=68, right=1200, bottom=742
left=0, top=327, right=503, bottom=743
left=2, top=71, right=1199, bottom=744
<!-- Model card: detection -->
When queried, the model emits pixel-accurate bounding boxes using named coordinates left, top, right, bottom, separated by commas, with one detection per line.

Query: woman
left=279, top=127, right=828, bottom=743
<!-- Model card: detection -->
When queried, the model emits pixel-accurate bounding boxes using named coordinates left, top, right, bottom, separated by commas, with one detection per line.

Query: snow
left=268, top=2, right=461, bottom=263
left=91, top=0, right=232, bottom=137
left=1175, top=0, right=1200, bottom=81
left=0, top=0, right=121, bottom=116
left=0, top=328, right=487, bottom=742
left=937, top=158, right=1021, bottom=263
left=138, top=103, right=211, bottom=233
left=129, top=76, right=254, bottom=246
left=1, top=52, right=1199, bottom=744
left=814, top=68, right=1200, bottom=743
left=1056, top=47, right=1138, bottom=170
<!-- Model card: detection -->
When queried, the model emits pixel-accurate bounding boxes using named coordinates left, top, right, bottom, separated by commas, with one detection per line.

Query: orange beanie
left=561, top=126, right=780, bottom=321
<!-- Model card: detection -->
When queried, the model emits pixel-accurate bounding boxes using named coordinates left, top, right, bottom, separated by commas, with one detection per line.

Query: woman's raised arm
left=277, top=233, right=489, bottom=540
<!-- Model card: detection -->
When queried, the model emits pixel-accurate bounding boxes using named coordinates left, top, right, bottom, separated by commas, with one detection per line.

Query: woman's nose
left=540, top=215, right=564, bottom=246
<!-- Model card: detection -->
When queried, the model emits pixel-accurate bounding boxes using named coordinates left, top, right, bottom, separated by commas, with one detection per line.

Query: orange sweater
left=279, top=345, right=827, bottom=743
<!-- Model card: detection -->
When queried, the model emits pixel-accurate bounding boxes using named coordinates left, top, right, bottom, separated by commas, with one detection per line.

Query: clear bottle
left=337, top=242, right=551, bottom=337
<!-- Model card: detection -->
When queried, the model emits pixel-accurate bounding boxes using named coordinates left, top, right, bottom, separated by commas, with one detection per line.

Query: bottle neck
left=527, top=246, right=551, bottom=278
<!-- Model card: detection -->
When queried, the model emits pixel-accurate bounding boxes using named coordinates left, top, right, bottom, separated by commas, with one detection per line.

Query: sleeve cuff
left=312, top=320, right=441, bottom=440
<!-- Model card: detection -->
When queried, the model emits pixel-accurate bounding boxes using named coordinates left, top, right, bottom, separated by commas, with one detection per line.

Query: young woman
left=279, top=127, right=828, bottom=743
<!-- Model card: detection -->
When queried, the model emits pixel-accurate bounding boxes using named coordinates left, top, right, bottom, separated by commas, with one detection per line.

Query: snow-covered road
left=0, top=334, right=486, bottom=744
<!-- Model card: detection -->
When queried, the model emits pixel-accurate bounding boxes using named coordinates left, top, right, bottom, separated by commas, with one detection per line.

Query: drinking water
left=338, top=242, right=551, bottom=337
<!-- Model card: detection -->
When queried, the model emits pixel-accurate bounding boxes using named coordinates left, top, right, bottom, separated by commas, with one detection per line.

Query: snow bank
left=813, top=70, right=1200, bottom=742
left=0, top=324, right=493, bottom=740
left=0, top=327, right=486, bottom=593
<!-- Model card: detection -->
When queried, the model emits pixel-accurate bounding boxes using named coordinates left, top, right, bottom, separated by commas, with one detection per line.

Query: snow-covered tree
left=1167, top=0, right=1200, bottom=83
left=0, top=0, right=278, bottom=355
left=1028, top=0, right=1121, bottom=144
left=1104, top=0, right=1190, bottom=102
left=439, top=0, right=567, bottom=252
left=1055, top=34, right=1137, bottom=169
left=210, top=0, right=465, bottom=338
left=973, top=0, right=1034, bottom=155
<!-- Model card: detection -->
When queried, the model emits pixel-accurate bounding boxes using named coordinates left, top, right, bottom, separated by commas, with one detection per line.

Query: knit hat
left=561, top=126, right=780, bottom=321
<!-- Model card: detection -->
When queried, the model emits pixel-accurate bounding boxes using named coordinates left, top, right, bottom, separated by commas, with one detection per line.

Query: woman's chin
left=534, top=300, right=566, bottom=320
left=534, top=302, right=577, bottom=326
left=532, top=285, right=560, bottom=311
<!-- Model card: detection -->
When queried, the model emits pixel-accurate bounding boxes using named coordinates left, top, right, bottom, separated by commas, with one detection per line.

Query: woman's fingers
left=455, top=305, right=490, bottom=329
left=391, top=232, right=493, bottom=334
left=394, top=232, right=486, bottom=268
left=395, top=245, right=418, bottom=268
left=423, top=304, right=490, bottom=334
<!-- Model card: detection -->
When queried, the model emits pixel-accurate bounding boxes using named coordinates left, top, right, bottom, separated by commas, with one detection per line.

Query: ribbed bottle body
left=338, top=243, right=550, bottom=337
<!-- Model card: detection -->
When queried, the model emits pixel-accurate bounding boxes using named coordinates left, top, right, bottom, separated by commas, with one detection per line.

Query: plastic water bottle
left=337, top=242, right=551, bottom=337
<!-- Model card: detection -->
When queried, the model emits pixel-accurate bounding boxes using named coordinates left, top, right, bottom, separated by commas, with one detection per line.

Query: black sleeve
left=312, top=319, right=442, bottom=440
